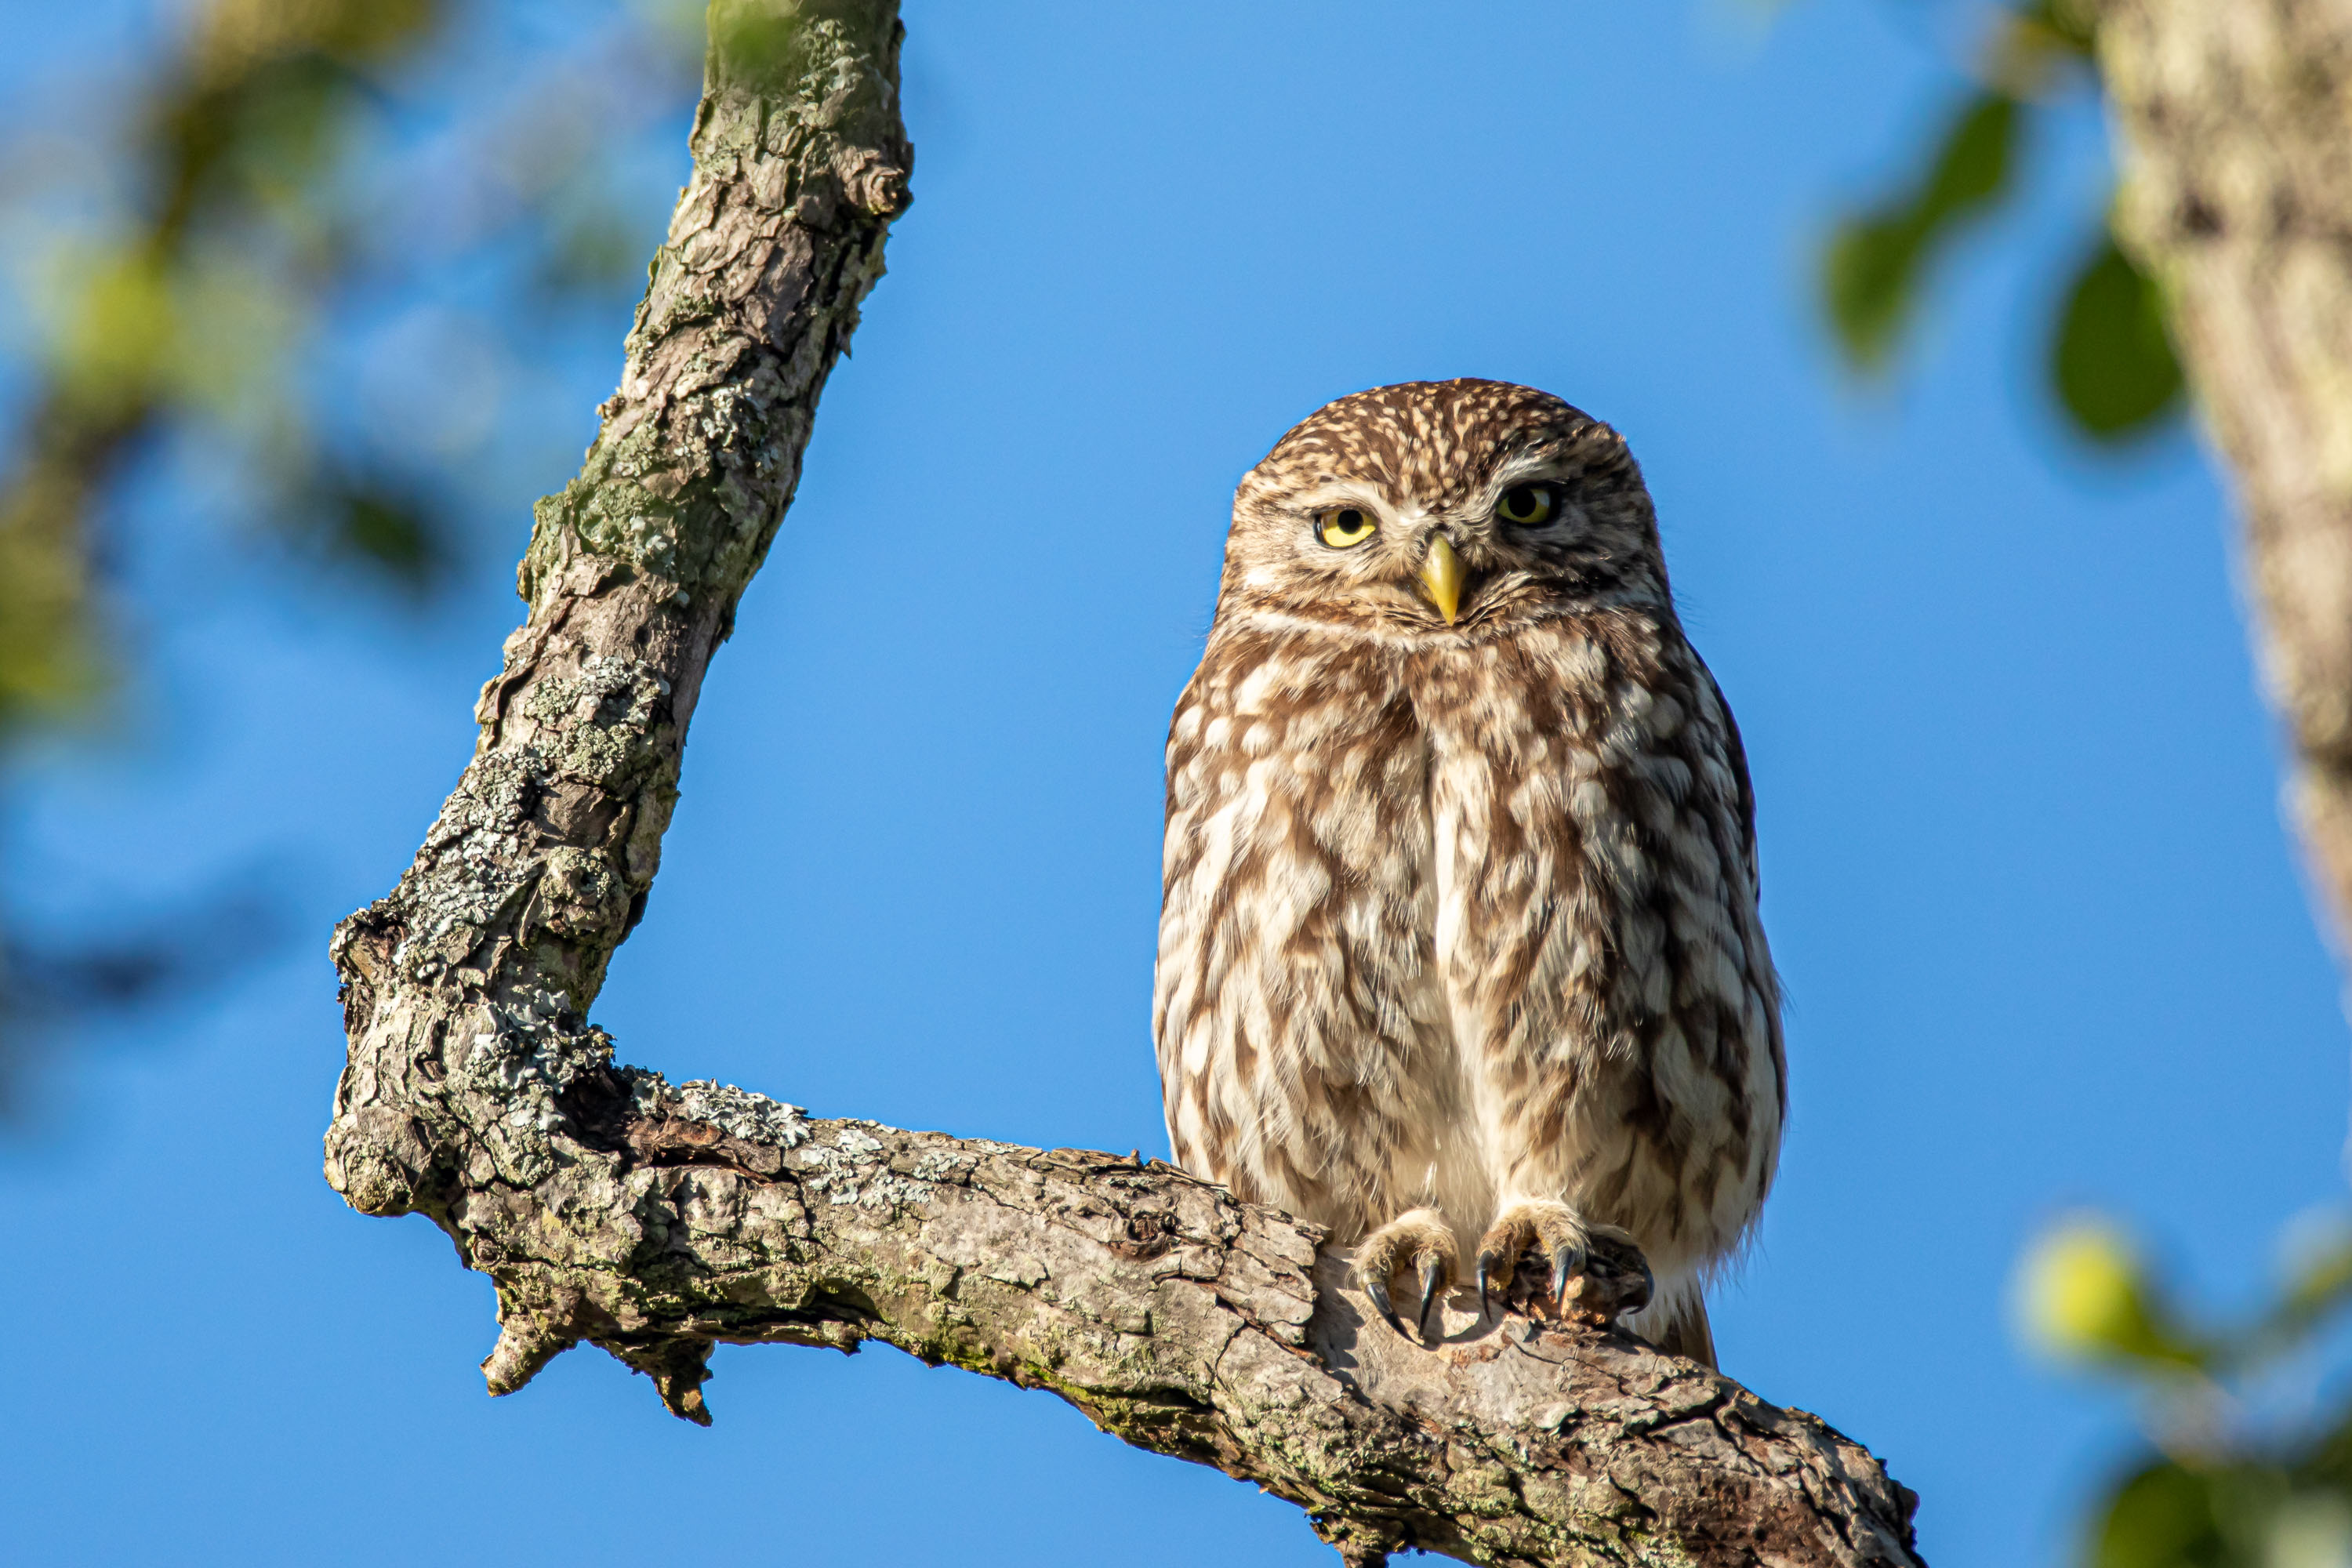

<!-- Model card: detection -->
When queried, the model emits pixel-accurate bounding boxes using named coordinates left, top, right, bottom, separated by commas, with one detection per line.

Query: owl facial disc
left=1419, top=533, right=1466, bottom=624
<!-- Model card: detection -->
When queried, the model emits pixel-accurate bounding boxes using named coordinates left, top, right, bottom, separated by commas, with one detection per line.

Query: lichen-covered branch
left=2096, top=0, right=2352, bottom=956
left=324, top=4, right=1922, bottom=1563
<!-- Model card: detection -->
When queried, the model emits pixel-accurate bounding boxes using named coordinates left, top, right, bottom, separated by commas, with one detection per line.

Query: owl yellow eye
left=1496, top=485, right=1555, bottom=526
left=1316, top=506, right=1377, bottom=548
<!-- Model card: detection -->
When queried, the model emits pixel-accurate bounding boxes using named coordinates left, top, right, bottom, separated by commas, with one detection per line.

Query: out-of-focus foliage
left=2019, top=1215, right=2352, bottom=1567
left=2, top=0, right=448, bottom=739
left=1825, top=91, right=2016, bottom=370
left=2053, top=233, right=2185, bottom=439
left=1824, top=5, right=2352, bottom=1564
left=0, top=0, right=706, bottom=738
left=0, top=0, right=705, bottom=1107
left=1819, top=0, right=2184, bottom=445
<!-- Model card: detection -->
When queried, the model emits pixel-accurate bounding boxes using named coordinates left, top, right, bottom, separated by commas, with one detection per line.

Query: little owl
left=1153, top=379, right=1784, bottom=1366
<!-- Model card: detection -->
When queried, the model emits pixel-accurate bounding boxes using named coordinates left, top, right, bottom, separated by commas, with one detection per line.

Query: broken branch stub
left=324, top=2, right=1922, bottom=1562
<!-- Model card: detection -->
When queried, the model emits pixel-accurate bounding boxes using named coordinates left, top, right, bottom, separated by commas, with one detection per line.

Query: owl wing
left=1699, top=663, right=1760, bottom=898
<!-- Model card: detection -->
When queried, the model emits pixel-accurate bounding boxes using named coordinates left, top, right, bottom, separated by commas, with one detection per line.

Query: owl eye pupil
left=1339, top=510, right=1363, bottom=529
left=1499, top=485, right=1554, bottom=525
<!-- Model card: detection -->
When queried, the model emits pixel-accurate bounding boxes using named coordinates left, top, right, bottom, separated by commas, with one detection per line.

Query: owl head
left=1218, top=379, right=1669, bottom=638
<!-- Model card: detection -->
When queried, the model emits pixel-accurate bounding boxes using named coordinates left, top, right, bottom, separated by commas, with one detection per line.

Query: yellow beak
left=1419, top=533, right=1465, bottom=624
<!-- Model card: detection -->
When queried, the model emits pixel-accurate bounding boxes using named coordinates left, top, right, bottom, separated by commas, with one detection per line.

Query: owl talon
left=1548, top=1242, right=1586, bottom=1307
left=1352, top=1207, right=1459, bottom=1344
left=1475, top=1250, right=1505, bottom=1319
left=1475, top=1198, right=1613, bottom=1319
left=1415, top=1253, right=1447, bottom=1335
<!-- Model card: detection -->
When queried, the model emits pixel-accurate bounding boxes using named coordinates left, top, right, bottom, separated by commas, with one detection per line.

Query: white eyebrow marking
left=1490, top=455, right=1573, bottom=491
left=1287, top=481, right=1394, bottom=515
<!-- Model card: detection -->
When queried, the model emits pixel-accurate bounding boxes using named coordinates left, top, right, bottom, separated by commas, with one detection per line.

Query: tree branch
left=2096, top=0, right=2352, bottom=957
left=325, top=4, right=1922, bottom=1562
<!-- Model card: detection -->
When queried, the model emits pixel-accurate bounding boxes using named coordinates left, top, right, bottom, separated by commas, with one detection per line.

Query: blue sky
left=3, top=2, right=2343, bottom=1564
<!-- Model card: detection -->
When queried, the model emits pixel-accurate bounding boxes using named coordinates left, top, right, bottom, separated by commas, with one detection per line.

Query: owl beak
left=1418, top=533, right=1466, bottom=625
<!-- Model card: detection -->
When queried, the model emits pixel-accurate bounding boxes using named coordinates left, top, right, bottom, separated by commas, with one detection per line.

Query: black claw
left=1477, top=1250, right=1515, bottom=1326
left=1365, top=1274, right=1403, bottom=1334
left=1415, top=1254, right=1446, bottom=1337
left=1549, top=1242, right=1587, bottom=1306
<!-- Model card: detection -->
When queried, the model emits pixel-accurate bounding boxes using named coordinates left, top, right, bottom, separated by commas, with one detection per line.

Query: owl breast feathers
left=1152, top=379, right=1784, bottom=1367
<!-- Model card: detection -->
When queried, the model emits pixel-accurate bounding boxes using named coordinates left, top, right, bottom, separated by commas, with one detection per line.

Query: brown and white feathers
left=1152, top=379, right=1784, bottom=1364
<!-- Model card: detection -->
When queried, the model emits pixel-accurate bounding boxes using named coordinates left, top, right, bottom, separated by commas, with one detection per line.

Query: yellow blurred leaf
left=2024, top=1218, right=2145, bottom=1352
left=2018, top=1215, right=2204, bottom=1369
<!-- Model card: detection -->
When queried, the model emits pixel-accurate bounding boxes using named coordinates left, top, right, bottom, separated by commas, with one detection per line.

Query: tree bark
left=2096, top=0, right=2352, bottom=956
left=325, top=2, right=1922, bottom=1563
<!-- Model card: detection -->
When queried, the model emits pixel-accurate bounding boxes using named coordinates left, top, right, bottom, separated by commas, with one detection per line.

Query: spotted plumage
left=1152, top=379, right=1784, bottom=1364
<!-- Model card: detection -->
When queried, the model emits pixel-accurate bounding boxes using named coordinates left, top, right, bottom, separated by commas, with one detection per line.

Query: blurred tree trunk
left=2097, top=0, right=2352, bottom=960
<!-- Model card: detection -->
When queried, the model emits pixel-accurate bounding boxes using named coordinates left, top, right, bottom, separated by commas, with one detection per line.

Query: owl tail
left=1655, top=1295, right=1718, bottom=1370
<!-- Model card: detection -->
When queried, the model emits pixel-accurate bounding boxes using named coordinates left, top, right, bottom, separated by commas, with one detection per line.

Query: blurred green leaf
left=1824, top=91, right=2019, bottom=370
left=324, top=481, right=447, bottom=591
left=2013, top=0, right=2097, bottom=65
left=2080, top=1428, right=2352, bottom=1568
left=1, top=0, right=706, bottom=755
left=0, top=0, right=456, bottom=746
left=2095, top=1461, right=2227, bottom=1568
left=2051, top=233, right=2183, bottom=441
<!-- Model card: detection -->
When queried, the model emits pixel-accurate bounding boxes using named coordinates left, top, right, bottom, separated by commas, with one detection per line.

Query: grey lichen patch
left=659, top=1076, right=814, bottom=1150
left=537, top=846, right=626, bottom=938
left=459, top=986, right=619, bottom=1187
left=521, top=652, right=671, bottom=789
left=514, top=490, right=591, bottom=608
left=792, top=1120, right=935, bottom=1211
left=390, top=652, right=670, bottom=994
left=910, top=1147, right=975, bottom=1185
left=397, top=743, right=545, bottom=983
